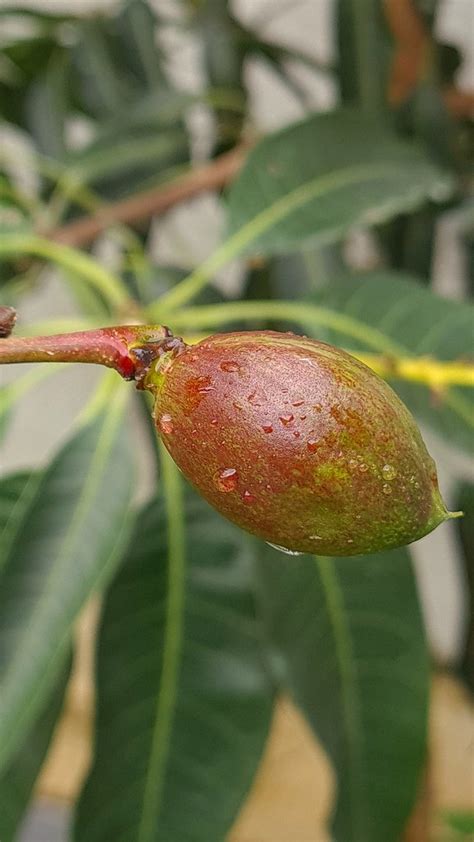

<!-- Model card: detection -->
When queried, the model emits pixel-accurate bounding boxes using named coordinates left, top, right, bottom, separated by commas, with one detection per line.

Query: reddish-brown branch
left=0, top=324, right=174, bottom=380
left=48, top=144, right=248, bottom=249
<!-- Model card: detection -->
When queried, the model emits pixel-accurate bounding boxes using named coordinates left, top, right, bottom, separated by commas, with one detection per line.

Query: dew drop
left=220, top=360, right=240, bottom=373
left=358, top=463, right=369, bottom=473
left=247, top=391, right=263, bottom=406
left=233, top=401, right=243, bottom=411
left=215, top=468, right=238, bottom=492
left=382, top=483, right=392, bottom=495
left=262, top=423, right=273, bottom=433
left=266, top=542, right=303, bottom=556
left=242, top=490, right=256, bottom=504
left=307, top=439, right=319, bottom=453
left=382, top=464, right=397, bottom=481
left=279, top=413, right=294, bottom=426
left=348, top=458, right=359, bottom=470
left=347, top=538, right=354, bottom=545
left=309, top=534, right=322, bottom=541
left=300, top=415, right=307, bottom=421
left=159, top=414, right=174, bottom=435
left=292, top=399, right=305, bottom=407
left=293, top=431, right=301, bottom=439
left=210, top=418, right=218, bottom=426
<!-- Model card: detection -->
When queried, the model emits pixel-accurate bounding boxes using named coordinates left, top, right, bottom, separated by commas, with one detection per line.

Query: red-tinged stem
left=0, top=320, right=182, bottom=382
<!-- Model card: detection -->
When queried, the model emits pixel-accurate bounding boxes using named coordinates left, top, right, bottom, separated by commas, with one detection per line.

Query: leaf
left=308, top=269, right=474, bottom=453
left=0, top=382, right=135, bottom=772
left=0, top=660, right=70, bottom=842
left=226, top=109, right=453, bottom=257
left=74, top=458, right=274, bottom=842
left=336, top=0, right=391, bottom=110
left=0, top=471, right=71, bottom=838
left=0, top=471, right=42, bottom=574
left=257, top=546, right=429, bottom=842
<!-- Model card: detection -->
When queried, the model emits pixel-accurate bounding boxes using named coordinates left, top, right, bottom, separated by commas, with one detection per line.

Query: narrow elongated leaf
left=0, top=660, right=70, bottom=842
left=308, top=269, right=474, bottom=453
left=0, top=471, right=70, bottom=839
left=0, top=382, right=135, bottom=772
left=0, top=471, right=42, bottom=572
left=227, top=109, right=452, bottom=257
left=257, top=546, right=429, bottom=842
left=75, top=464, right=274, bottom=842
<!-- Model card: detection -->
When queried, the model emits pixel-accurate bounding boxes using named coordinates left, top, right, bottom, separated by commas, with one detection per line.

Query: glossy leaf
left=0, top=471, right=71, bottom=838
left=257, top=546, right=429, bottom=842
left=0, top=471, right=42, bottom=574
left=226, top=109, right=453, bottom=257
left=0, top=660, right=70, bottom=842
left=309, top=270, right=474, bottom=453
left=0, top=383, right=135, bottom=772
left=75, top=461, right=274, bottom=842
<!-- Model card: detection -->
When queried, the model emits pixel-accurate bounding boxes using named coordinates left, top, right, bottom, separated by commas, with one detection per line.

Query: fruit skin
left=149, top=330, right=452, bottom=556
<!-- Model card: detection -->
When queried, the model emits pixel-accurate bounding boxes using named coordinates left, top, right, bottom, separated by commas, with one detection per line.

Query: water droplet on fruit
left=242, top=490, right=256, bottom=504
left=266, top=542, right=303, bottom=556
left=293, top=431, right=301, bottom=439
left=262, top=423, right=273, bottom=433
left=382, top=483, right=392, bottom=495
left=279, top=413, right=294, bottom=426
left=159, top=414, right=174, bottom=434
left=307, top=439, right=319, bottom=453
left=382, top=464, right=397, bottom=481
left=248, top=391, right=263, bottom=406
left=347, top=538, right=354, bottom=544
left=215, top=468, right=238, bottom=492
left=220, top=360, right=240, bottom=373
left=310, top=534, right=322, bottom=541
left=292, top=399, right=304, bottom=407
left=348, top=458, right=359, bottom=470
left=358, top=463, right=369, bottom=473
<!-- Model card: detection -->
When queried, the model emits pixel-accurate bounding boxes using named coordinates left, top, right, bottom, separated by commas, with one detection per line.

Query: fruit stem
left=0, top=309, right=182, bottom=382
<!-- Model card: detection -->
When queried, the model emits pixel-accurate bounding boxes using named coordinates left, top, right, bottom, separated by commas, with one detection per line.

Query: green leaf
left=0, top=660, right=70, bottom=842
left=336, top=0, right=390, bottom=110
left=257, top=546, right=429, bottom=842
left=226, top=109, right=453, bottom=257
left=74, top=458, right=274, bottom=842
left=0, top=471, right=71, bottom=838
left=0, top=382, right=135, bottom=772
left=309, top=269, right=474, bottom=453
left=0, top=471, right=42, bottom=574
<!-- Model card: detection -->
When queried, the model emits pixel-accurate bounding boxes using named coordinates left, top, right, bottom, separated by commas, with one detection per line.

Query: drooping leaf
left=454, top=482, right=474, bottom=694
left=74, top=458, right=274, bottom=842
left=226, top=109, right=453, bottom=258
left=0, top=659, right=70, bottom=842
left=0, top=381, right=135, bottom=773
left=0, top=470, right=70, bottom=838
left=257, top=546, right=429, bottom=842
left=0, top=471, right=42, bottom=573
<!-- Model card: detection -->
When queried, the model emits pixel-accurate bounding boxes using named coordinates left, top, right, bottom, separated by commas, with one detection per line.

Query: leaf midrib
left=137, top=448, right=186, bottom=842
left=315, top=556, right=367, bottom=840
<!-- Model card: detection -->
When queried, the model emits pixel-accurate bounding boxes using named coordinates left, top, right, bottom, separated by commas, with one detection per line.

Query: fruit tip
left=447, top=510, right=464, bottom=520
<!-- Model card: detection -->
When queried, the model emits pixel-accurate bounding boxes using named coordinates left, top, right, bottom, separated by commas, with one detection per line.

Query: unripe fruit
left=147, top=330, right=455, bottom=556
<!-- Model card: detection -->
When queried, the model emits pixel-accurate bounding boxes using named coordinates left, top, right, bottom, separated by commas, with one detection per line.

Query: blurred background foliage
left=0, top=1, right=473, bottom=840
